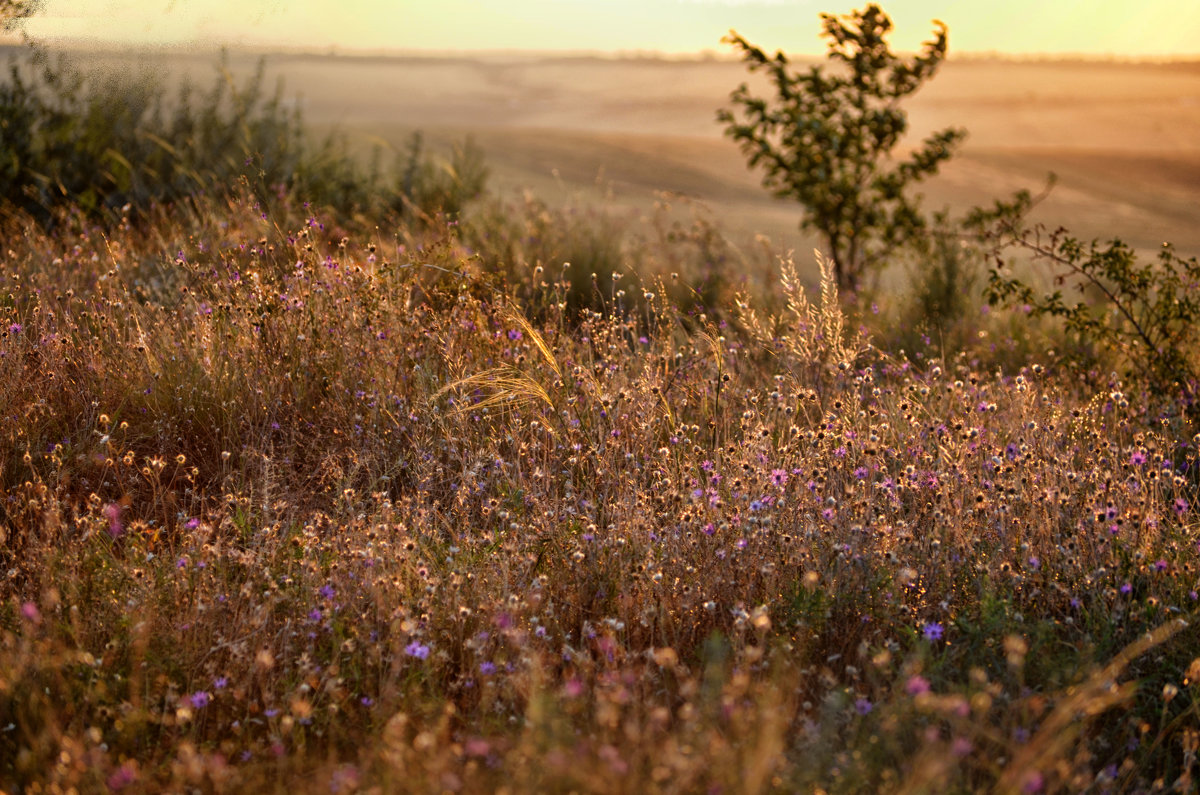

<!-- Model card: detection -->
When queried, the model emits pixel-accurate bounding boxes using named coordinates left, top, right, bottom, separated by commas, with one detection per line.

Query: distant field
left=17, top=47, right=1200, bottom=256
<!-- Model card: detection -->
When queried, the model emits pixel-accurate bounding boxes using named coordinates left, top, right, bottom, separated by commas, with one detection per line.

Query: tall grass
left=2, top=183, right=1198, bottom=792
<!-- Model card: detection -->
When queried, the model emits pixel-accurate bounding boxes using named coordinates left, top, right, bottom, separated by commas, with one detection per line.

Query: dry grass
left=2, top=185, right=1199, bottom=793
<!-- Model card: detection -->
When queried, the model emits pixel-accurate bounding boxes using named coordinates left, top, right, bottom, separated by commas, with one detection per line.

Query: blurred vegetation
left=0, top=45, right=487, bottom=226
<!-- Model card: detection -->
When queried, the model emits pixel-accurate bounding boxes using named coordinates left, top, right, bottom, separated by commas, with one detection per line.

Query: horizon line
left=3, top=38, right=1198, bottom=65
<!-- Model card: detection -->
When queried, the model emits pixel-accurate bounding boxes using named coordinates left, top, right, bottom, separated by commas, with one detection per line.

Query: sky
left=7, top=0, right=1200, bottom=58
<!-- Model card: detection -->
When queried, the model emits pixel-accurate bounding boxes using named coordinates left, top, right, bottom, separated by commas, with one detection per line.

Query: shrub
left=979, top=196, right=1200, bottom=426
left=393, top=131, right=489, bottom=225
left=0, top=48, right=487, bottom=225
left=717, top=3, right=965, bottom=294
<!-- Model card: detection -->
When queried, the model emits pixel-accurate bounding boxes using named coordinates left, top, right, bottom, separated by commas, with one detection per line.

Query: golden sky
left=9, top=0, right=1199, bottom=57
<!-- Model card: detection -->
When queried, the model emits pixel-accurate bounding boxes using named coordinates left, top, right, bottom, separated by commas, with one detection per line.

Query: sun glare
left=9, top=0, right=1199, bottom=58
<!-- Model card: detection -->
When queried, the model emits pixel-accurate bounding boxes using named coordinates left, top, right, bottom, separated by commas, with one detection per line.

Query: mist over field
left=15, top=45, right=1200, bottom=258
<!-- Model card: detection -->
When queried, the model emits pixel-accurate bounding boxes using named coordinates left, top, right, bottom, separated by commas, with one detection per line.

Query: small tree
left=1, top=0, right=41, bottom=33
left=717, top=4, right=965, bottom=293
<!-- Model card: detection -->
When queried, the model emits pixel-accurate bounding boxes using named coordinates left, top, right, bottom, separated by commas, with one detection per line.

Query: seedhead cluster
left=1, top=189, right=1198, bottom=793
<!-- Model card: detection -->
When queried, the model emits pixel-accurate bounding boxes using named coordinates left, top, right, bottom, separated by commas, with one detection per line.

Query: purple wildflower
left=104, top=503, right=123, bottom=538
left=906, top=675, right=931, bottom=696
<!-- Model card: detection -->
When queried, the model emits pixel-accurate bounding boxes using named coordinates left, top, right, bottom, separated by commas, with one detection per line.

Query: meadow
left=2, top=45, right=1200, bottom=794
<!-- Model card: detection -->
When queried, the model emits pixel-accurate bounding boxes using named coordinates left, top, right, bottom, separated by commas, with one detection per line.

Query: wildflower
left=308, top=608, right=323, bottom=622
left=479, top=661, right=497, bottom=676
left=189, top=691, right=210, bottom=709
left=507, top=329, right=522, bottom=341
left=20, top=602, right=40, bottom=624
left=319, top=584, right=335, bottom=600
left=1174, top=498, right=1189, bottom=516
left=106, top=761, right=138, bottom=791
left=1130, top=450, right=1147, bottom=466
left=214, top=676, right=228, bottom=689
left=906, top=675, right=930, bottom=696
left=854, top=466, right=868, bottom=480
left=770, top=468, right=788, bottom=487
left=104, top=503, right=123, bottom=538
left=184, top=517, right=201, bottom=530
left=330, top=764, right=361, bottom=794
left=1154, top=559, right=1168, bottom=572
left=405, top=641, right=430, bottom=659
left=854, top=698, right=873, bottom=715
left=1120, top=582, right=1132, bottom=595
left=922, top=622, right=944, bottom=642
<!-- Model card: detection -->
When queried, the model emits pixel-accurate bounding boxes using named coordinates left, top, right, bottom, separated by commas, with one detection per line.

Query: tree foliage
left=717, top=3, right=965, bottom=293
left=1, top=0, right=42, bottom=31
